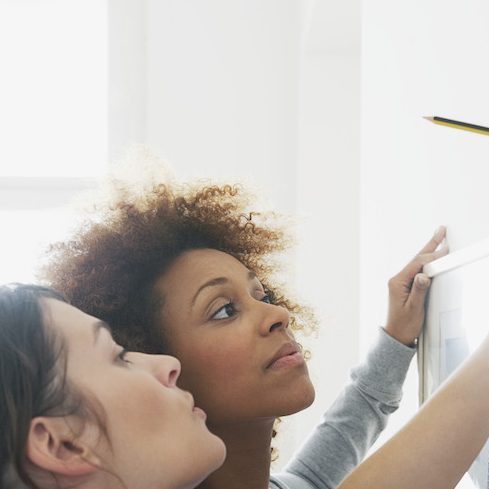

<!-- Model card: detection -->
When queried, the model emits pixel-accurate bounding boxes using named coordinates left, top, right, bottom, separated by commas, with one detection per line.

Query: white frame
left=420, top=237, right=489, bottom=489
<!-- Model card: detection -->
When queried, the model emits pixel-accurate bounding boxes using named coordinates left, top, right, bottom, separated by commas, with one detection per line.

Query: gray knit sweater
left=269, top=328, right=416, bottom=489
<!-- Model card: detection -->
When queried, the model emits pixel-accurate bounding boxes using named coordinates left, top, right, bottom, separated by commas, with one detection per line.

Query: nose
left=258, top=302, right=290, bottom=336
left=152, top=355, right=181, bottom=387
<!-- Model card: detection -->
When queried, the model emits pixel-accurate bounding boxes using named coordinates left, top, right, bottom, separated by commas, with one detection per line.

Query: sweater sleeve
left=270, top=328, right=416, bottom=489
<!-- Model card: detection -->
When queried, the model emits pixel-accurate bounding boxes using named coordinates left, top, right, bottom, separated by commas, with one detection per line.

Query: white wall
left=108, top=0, right=147, bottom=160
left=144, top=0, right=302, bottom=215
left=361, top=0, right=489, bottom=451
left=291, top=0, right=362, bottom=467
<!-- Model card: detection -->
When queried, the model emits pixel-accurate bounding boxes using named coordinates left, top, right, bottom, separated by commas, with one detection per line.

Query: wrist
left=383, top=325, right=418, bottom=348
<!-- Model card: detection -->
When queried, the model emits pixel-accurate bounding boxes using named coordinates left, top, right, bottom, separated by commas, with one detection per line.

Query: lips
left=192, top=406, right=207, bottom=420
left=266, top=342, right=301, bottom=369
left=185, top=390, right=207, bottom=419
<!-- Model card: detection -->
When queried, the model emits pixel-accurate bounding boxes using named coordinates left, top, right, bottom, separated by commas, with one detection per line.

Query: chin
left=193, top=436, right=227, bottom=484
left=279, top=380, right=316, bottom=416
left=211, top=435, right=227, bottom=467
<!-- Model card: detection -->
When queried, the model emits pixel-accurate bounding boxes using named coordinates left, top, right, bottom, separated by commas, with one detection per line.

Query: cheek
left=103, top=376, right=168, bottom=426
left=184, top=336, right=254, bottom=379
left=172, top=331, right=258, bottom=399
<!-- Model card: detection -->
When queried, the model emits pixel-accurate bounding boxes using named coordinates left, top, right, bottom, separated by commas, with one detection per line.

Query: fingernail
left=417, top=275, right=430, bottom=288
left=434, top=226, right=445, bottom=237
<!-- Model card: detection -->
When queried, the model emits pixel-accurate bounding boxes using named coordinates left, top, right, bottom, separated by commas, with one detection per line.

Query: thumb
left=407, top=273, right=431, bottom=309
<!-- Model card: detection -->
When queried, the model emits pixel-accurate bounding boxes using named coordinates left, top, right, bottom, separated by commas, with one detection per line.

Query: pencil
left=423, top=116, right=489, bottom=136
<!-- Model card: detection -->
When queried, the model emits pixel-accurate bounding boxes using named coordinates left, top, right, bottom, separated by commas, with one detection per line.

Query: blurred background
left=1, top=0, right=489, bottom=468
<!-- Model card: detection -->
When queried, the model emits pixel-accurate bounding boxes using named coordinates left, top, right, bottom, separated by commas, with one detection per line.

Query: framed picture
left=420, top=236, right=489, bottom=489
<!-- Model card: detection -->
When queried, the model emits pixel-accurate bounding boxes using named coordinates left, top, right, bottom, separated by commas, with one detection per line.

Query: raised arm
left=272, top=228, right=448, bottom=488
left=338, top=332, right=489, bottom=489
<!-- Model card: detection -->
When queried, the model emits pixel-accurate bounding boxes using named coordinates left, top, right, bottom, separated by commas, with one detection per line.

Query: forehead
left=153, top=249, right=252, bottom=297
left=41, top=298, right=100, bottom=351
left=163, top=249, right=249, bottom=280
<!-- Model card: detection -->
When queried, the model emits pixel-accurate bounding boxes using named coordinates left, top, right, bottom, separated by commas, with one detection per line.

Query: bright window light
left=0, top=0, right=108, bottom=177
left=0, top=0, right=107, bottom=284
left=0, top=208, right=75, bottom=284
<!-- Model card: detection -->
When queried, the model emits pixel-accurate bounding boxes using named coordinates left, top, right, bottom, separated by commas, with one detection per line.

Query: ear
left=26, top=416, right=100, bottom=477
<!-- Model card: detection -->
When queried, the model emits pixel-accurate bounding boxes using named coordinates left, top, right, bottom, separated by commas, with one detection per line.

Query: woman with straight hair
left=0, top=283, right=226, bottom=489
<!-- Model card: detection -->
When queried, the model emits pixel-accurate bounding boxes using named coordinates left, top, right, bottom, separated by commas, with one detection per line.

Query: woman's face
left=43, top=299, right=226, bottom=489
left=153, top=249, right=315, bottom=424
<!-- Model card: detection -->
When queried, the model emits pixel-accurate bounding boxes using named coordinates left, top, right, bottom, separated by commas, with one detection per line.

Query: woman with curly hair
left=0, top=283, right=226, bottom=489
left=42, top=174, right=447, bottom=489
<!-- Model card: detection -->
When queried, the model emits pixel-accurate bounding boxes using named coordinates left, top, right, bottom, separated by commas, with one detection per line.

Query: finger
left=406, top=273, right=431, bottom=310
left=417, top=226, right=446, bottom=255
left=397, top=245, right=449, bottom=283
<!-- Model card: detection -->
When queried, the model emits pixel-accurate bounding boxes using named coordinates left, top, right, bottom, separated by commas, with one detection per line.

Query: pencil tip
left=422, top=116, right=434, bottom=121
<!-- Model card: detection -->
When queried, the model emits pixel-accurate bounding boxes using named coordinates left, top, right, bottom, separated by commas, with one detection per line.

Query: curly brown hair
left=41, top=178, right=317, bottom=354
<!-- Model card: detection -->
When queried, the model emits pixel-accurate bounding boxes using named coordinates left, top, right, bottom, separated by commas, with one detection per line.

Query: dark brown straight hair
left=0, top=284, right=70, bottom=488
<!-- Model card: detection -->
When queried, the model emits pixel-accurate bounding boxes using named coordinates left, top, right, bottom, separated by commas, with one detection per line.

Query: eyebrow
left=92, top=320, right=112, bottom=345
left=191, top=271, right=258, bottom=307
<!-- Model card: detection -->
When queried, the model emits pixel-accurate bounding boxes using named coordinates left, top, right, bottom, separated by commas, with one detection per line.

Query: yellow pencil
left=423, top=116, right=489, bottom=136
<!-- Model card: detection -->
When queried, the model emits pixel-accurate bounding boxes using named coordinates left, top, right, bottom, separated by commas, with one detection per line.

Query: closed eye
left=117, top=348, right=133, bottom=365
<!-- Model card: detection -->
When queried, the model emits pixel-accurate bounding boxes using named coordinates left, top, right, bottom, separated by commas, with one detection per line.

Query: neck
left=197, top=417, right=275, bottom=489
